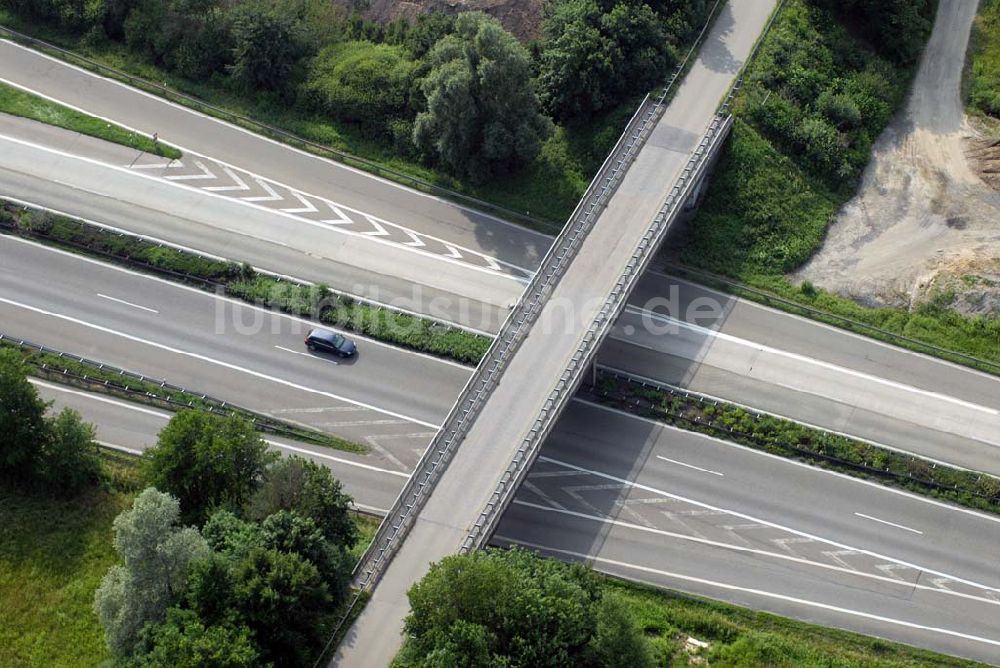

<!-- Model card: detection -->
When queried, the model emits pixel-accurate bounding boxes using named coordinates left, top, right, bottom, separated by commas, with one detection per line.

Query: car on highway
left=304, top=328, right=357, bottom=358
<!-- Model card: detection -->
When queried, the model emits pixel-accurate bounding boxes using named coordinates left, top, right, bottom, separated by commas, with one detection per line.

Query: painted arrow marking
left=280, top=192, right=318, bottom=214
left=165, top=160, right=216, bottom=181
left=402, top=230, right=426, bottom=247
left=321, top=203, right=354, bottom=226
left=876, top=563, right=915, bottom=582
left=362, top=216, right=390, bottom=237
left=242, top=178, right=282, bottom=202
left=204, top=166, right=250, bottom=192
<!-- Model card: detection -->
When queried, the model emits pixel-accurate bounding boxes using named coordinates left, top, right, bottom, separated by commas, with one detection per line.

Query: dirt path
left=795, top=0, right=1000, bottom=315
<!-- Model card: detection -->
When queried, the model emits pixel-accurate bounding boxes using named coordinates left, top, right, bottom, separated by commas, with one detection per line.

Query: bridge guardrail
left=463, top=114, right=735, bottom=550
left=349, top=0, right=732, bottom=593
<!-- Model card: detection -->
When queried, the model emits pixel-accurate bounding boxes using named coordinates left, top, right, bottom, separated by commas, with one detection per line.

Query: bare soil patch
left=795, top=0, right=1000, bottom=315
left=332, top=0, right=543, bottom=42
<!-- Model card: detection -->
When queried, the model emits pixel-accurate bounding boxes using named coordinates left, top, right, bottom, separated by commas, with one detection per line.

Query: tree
left=538, top=0, right=673, bottom=122
left=228, top=2, right=304, bottom=92
left=145, top=411, right=277, bottom=524
left=401, top=548, right=652, bottom=667
left=39, top=408, right=102, bottom=495
left=228, top=547, right=331, bottom=667
left=0, top=349, right=48, bottom=480
left=413, top=12, right=551, bottom=181
left=131, top=608, right=259, bottom=668
left=248, top=455, right=357, bottom=547
left=94, top=488, right=210, bottom=657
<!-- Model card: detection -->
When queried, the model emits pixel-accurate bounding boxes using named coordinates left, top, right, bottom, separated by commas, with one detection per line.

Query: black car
left=304, top=328, right=357, bottom=357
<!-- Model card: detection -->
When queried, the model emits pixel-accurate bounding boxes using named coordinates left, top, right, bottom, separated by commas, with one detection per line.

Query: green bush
left=303, top=41, right=418, bottom=126
left=969, top=0, right=1000, bottom=118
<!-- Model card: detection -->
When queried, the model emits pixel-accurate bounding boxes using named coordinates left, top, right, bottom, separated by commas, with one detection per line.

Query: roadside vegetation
left=396, top=547, right=984, bottom=667
left=968, top=0, right=1000, bottom=119
left=0, top=80, right=181, bottom=158
left=0, top=200, right=491, bottom=365
left=0, top=1, right=714, bottom=227
left=0, top=350, right=372, bottom=666
left=672, top=0, right=1000, bottom=370
left=595, top=370, right=1000, bottom=514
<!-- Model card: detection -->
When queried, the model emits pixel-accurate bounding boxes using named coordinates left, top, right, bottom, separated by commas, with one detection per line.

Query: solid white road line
left=30, top=378, right=173, bottom=418
left=0, top=295, right=440, bottom=429
left=509, top=500, right=999, bottom=608
left=496, top=535, right=1000, bottom=650
left=620, top=305, right=998, bottom=417
left=538, top=454, right=1000, bottom=594
left=656, top=454, right=724, bottom=476
left=275, top=345, right=339, bottom=366
left=263, top=440, right=410, bottom=478
left=855, top=513, right=924, bottom=536
left=97, top=293, right=159, bottom=314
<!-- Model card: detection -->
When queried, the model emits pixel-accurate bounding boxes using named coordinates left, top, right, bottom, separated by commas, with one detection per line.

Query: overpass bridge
left=334, top=1, right=778, bottom=664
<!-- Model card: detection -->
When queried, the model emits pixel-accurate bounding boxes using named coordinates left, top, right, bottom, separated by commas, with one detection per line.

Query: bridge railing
left=462, top=113, right=735, bottom=550
left=351, top=90, right=663, bottom=590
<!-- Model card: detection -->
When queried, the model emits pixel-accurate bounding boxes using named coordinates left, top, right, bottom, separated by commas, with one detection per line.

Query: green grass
left=676, top=0, right=999, bottom=374
left=608, top=577, right=986, bottom=667
left=0, top=484, right=131, bottom=668
left=0, top=80, right=181, bottom=159
left=968, top=0, right=1000, bottom=118
left=596, top=371, right=1000, bottom=513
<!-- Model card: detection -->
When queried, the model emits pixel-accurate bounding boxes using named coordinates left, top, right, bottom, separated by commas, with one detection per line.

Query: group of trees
left=92, top=409, right=358, bottom=667
left=397, top=548, right=653, bottom=667
left=0, top=348, right=102, bottom=495
left=2, top=0, right=710, bottom=181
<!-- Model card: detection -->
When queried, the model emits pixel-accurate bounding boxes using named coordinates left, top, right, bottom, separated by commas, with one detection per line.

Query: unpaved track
left=796, top=0, right=1000, bottom=314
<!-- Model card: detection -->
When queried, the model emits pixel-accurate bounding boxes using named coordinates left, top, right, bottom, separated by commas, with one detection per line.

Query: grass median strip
left=593, top=370, right=1000, bottom=515
left=0, top=201, right=491, bottom=364
left=0, top=80, right=181, bottom=159
left=0, top=337, right=366, bottom=455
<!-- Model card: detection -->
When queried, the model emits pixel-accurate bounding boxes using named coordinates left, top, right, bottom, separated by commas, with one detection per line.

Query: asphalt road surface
left=0, top=38, right=553, bottom=270
left=36, top=381, right=1000, bottom=664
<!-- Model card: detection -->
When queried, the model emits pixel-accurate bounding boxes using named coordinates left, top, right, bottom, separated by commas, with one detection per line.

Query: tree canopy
left=413, top=12, right=551, bottom=181
left=144, top=411, right=277, bottom=524
left=399, top=548, right=652, bottom=667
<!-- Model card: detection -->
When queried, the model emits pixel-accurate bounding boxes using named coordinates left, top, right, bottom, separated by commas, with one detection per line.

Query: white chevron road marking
left=204, top=166, right=249, bottom=192
left=280, top=192, right=319, bottom=214
left=165, top=159, right=216, bottom=180
left=242, top=177, right=283, bottom=202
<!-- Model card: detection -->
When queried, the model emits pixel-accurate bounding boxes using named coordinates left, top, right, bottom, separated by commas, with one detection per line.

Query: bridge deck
left=334, top=2, right=777, bottom=665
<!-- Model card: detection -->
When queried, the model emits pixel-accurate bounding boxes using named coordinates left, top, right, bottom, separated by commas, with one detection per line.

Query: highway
left=3, top=17, right=1000, bottom=666
left=0, top=38, right=552, bottom=271
left=3, top=113, right=997, bottom=472
left=33, top=379, right=1000, bottom=664
left=0, top=114, right=522, bottom=332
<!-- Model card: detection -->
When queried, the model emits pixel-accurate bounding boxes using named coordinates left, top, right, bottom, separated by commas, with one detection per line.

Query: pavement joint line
left=648, top=268, right=1000, bottom=383
left=0, top=40, right=557, bottom=242
left=495, top=534, right=1000, bottom=649
left=508, top=500, right=1000, bottom=607
left=0, top=131, right=530, bottom=282
left=537, top=455, right=1000, bottom=594
left=620, top=305, right=999, bottom=416
left=0, top=233, right=476, bottom=370
left=854, top=512, right=924, bottom=536
left=596, top=364, right=994, bottom=474
left=0, top=294, right=441, bottom=429
left=573, top=398, right=1000, bottom=524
